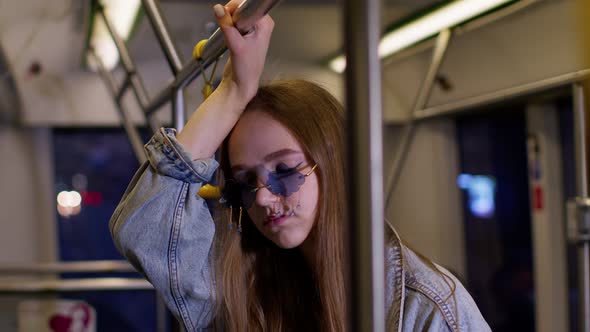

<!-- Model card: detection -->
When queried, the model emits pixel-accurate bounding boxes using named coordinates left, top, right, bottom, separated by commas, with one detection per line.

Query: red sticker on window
left=533, top=186, right=543, bottom=210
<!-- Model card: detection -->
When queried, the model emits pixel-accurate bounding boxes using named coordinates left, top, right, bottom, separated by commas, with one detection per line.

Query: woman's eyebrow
left=231, top=149, right=303, bottom=173
left=263, top=149, right=302, bottom=162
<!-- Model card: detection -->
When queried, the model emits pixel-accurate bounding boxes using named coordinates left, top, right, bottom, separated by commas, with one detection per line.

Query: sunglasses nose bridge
left=245, top=168, right=275, bottom=206
left=253, top=169, right=270, bottom=189
left=252, top=182, right=279, bottom=207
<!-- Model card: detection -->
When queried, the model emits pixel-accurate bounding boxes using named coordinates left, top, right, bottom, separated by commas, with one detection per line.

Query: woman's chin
left=269, top=232, right=306, bottom=249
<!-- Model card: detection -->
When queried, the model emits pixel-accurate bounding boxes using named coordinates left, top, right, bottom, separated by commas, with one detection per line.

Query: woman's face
left=228, top=110, right=319, bottom=249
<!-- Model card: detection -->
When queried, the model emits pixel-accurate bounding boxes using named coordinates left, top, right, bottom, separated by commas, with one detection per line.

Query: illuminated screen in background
left=457, top=174, right=497, bottom=219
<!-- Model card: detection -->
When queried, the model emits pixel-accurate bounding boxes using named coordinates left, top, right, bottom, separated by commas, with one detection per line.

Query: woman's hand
left=176, top=1, right=274, bottom=159
left=213, top=0, right=275, bottom=105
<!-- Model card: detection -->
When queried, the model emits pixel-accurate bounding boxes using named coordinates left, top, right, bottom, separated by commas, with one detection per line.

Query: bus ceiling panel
left=381, top=0, right=589, bottom=123
left=127, top=0, right=442, bottom=65
left=0, top=0, right=92, bottom=126
left=0, top=0, right=90, bottom=75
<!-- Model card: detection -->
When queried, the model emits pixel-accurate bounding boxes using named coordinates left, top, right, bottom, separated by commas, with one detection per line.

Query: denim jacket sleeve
left=109, top=128, right=219, bottom=331
left=401, top=247, right=492, bottom=332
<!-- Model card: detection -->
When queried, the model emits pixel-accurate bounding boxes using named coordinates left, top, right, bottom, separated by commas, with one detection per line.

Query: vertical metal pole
left=573, top=83, right=590, bottom=332
left=574, top=84, right=590, bottom=202
left=344, top=0, right=385, bottom=331
left=141, top=0, right=184, bottom=74
left=172, top=89, right=185, bottom=131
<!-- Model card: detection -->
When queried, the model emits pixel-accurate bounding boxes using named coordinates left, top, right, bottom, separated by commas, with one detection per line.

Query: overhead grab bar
left=196, top=0, right=282, bottom=62
left=95, top=0, right=283, bottom=142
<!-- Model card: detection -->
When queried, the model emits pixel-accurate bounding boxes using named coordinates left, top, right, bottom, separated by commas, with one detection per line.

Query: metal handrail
left=573, top=82, right=590, bottom=332
left=415, top=68, right=590, bottom=121
left=95, top=0, right=283, bottom=142
left=0, top=260, right=136, bottom=274
left=140, top=0, right=283, bottom=129
left=0, top=278, right=152, bottom=293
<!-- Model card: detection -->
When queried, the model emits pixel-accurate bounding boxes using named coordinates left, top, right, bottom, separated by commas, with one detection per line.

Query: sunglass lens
left=268, top=172, right=305, bottom=197
left=240, top=185, right=256, bottom=209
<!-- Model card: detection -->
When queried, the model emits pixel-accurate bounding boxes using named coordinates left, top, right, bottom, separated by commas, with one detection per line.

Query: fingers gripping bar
left=192, top=0, right=282, bottom=61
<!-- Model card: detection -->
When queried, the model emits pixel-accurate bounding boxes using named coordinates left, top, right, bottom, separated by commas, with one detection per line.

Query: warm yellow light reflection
left=57, top=191, right=82, bottom=217
left=328, top=56, right=346, bottom=74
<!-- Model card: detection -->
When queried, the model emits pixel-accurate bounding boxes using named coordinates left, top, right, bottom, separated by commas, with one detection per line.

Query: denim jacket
left=109, top=128, right=491, bottom=331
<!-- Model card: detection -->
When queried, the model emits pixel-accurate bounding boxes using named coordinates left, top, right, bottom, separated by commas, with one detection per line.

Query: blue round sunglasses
left=222, top=163, right=318, bottom=209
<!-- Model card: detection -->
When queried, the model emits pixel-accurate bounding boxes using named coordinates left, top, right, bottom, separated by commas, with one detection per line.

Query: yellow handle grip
left=198, top=184, right=221, bottom=199
left=202, top=83, right=214, bottom=100
left=192, top=39, right=208, bottom=60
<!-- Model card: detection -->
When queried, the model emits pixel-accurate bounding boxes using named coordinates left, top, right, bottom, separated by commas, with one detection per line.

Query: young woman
left=109, top=2, right=491, bottom=331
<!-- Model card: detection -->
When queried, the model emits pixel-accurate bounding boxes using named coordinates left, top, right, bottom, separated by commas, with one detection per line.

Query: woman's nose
left=254, top=183, right=279, bottom=207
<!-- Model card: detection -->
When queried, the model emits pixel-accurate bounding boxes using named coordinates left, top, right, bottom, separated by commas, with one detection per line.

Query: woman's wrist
left=215, top=80, right=256, bottom=112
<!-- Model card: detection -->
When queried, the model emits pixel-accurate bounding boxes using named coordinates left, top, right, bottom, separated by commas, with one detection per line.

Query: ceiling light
left=87, top=0, right=141, bottom=70
left=329, top=0, right=514, bottom=73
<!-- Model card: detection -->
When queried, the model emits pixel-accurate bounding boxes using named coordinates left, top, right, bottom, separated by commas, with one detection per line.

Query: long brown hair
left=213, top=79, right=346, bottom=331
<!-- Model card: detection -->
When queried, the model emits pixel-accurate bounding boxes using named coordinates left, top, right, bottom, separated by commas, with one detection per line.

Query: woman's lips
left=265, top=214, right=290, bottom=227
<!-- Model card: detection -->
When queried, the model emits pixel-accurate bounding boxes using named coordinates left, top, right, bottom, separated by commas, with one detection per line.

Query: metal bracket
left=567, top=197, right=590, bottom=243
left=384, top=29, right=453, bottom=207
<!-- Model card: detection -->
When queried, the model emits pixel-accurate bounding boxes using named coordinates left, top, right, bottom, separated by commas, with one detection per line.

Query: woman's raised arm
left=109, top=3, right=274, bottom=330
left=177, top=1, right=274, bottom=160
